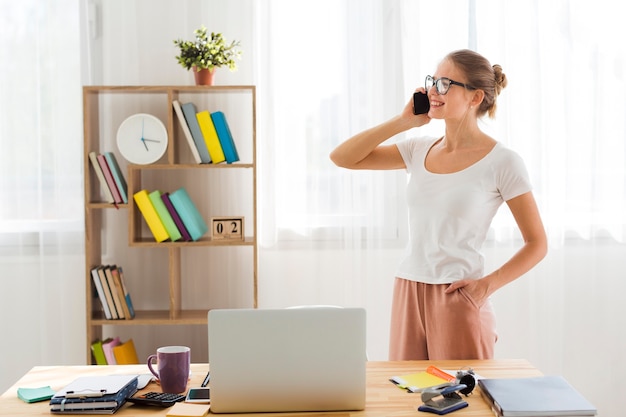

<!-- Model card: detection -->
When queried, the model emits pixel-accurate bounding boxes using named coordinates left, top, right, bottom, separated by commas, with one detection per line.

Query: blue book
left=104, top=152, right=128, bottom=203
left=181, top=102, right=212, bottom=163
left=168, top=188, right=208, bottom=241
left=211, top=111, right=240, bottom=163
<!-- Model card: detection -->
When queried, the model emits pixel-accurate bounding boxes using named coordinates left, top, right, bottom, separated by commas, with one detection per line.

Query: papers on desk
left=390, top=365, right=456, bottom=393
left=49, top=374, right=138, bottom=414
left=478, top=375, right=597, bottom=416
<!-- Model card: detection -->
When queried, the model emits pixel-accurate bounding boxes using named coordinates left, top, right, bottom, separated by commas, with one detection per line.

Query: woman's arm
left=329, top=91, right=430, bottom=170
left=446, top=191, right=548, bottom=303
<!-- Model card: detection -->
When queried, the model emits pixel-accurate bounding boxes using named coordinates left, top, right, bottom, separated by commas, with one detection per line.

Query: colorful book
left=88, top=151, right=115, bottom=203
left=96, top=267, right=118, bottom=319
left=133, top=189, right=170, bottom=242
left=90, top=267, right=112, bottom=320
left=196, top=110, right=226, bottom=164
left=96, top=154, right=123, bottom=204
left=211, top=111, right=240, bottom=163
left=90, top=339, right=108, bottom=365
left=101, top=337, right=121, bottom=365
left=173, top=100, right=205, bottom=164
left=149, top=190, right=183, bottom=242
left=161, top=192, right=192, bottom=241
left=116, top=266, right=135, bottom=319
left=104, top=266, right=126, bottom=319
left=181, top=102, right=212, bottom=163
left=169, top=188, right=208, bottom=241
left=112, top=338, right=140, bottom=364
left=104, top=152, right=128, bottom=203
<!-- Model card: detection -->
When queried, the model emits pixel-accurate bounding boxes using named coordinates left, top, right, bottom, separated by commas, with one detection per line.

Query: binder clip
left=417, top=384, right=469, bottom=415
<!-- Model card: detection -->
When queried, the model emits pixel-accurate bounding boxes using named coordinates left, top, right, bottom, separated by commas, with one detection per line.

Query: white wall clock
left=116, top=113, right=168, bottom=164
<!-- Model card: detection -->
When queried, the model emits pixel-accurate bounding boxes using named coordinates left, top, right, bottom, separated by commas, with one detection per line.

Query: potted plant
left=173, top=26, right=242, bottom=85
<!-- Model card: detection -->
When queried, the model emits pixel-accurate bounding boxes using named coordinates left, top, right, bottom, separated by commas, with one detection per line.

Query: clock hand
left=140, top=118, right=149, bottom=150
left=143, top=138, right=161, bottom=143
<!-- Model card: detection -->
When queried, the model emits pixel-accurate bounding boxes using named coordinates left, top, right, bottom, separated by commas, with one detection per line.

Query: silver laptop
left=207, top=307, right=367, bottom=413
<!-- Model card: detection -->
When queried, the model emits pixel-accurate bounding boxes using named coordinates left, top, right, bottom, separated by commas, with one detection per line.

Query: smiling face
left=427, top=59, right=476, bottom=121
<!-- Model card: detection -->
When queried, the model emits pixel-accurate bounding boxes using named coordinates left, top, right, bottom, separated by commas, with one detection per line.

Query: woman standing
left=330, top=49, right=547, bottom=360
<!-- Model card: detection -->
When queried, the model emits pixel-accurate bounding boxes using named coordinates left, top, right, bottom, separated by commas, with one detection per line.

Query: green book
left=149, top=190, right=183, bottom=241
left=91, top=339, right=108, bottom=365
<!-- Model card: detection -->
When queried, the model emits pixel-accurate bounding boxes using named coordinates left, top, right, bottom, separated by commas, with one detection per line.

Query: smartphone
left=185, top=387, right=210, bottom=404
left=413, top=91, right=430, bottom=115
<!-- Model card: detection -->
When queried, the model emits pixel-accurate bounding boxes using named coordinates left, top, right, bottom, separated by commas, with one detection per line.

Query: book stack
left=173, top=100, right=240, bottom=164
left=134, top=187, right=208, bottom=242
left=90, top=337, right=140, bottom=365
left=90, top=265, right=135, bottom=320
left=88, top=151, right=128, bottom=204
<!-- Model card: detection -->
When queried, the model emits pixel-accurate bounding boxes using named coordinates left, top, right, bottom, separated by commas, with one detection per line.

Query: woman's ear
left=470, top=89, right=485, bottom=108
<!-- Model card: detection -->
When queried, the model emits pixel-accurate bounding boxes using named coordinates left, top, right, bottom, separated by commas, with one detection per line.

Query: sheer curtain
left=0, top=0, right=85, bottom=392
left=256, top=1, right=625, bottom=414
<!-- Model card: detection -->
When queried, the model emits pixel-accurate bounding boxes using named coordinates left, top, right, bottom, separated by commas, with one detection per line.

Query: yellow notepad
left=166, top=402, right=210, bottom=417
left=390, top=365, right=455, bottom=393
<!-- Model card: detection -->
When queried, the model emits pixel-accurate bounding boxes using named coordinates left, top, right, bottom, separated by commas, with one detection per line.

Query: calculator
left=127, top=391, right=186, bottom=407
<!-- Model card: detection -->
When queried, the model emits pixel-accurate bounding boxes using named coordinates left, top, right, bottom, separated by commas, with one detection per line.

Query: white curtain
left=256, top=1, right=625, bottom=415
left=0, top=0, right=85, bottom=391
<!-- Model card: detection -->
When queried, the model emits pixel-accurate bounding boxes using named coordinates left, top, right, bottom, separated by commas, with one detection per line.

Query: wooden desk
left=0, top=360, right=542, bottom=416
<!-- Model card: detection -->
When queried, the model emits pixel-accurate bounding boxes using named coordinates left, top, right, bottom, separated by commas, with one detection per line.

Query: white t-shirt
left=395, top=136, right=532, bottom=284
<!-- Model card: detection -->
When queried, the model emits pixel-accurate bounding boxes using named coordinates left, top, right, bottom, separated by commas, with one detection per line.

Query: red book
left=97, top=154, right=123, bottom=204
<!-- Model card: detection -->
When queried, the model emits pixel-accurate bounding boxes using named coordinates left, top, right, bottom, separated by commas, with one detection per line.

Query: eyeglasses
left=425, top=75, right=476, bottom=95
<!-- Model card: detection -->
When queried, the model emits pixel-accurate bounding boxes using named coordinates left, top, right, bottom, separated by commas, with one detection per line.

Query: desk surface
left=0, top=360, right=542, bottom=416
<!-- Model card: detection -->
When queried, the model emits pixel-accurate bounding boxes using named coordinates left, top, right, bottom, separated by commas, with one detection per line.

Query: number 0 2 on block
left=211, top=217, right=244, bottom=240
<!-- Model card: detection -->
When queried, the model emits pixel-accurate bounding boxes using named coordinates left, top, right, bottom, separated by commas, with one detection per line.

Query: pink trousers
left=389, top=277, right=497, bottom=360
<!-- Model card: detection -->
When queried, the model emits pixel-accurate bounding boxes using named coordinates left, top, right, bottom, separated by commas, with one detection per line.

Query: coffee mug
left=147, top=346, right=190, bottom=393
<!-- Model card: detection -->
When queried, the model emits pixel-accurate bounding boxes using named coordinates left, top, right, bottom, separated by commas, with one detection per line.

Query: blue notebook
left=211, top=111, right=240, bottom=164
left=50, top=374, right=138, bottom=413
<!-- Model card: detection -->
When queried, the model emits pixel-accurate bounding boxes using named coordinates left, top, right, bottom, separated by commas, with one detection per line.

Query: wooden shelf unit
left=83, top=85, right=257, bottom=363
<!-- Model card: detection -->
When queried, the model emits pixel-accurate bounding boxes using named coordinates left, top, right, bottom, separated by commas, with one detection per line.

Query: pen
left=201, top=371, right=210, bottom=387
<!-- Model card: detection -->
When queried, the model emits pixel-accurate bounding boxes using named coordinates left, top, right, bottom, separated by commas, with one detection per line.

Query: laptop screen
left=208, top=307, right=367, bottom=413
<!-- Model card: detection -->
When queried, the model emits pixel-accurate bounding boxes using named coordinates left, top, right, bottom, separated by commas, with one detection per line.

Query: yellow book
left=196, top=110, right=225, bottom=164
left=112, top=338, right=140, bottom=364
left=133, top=189, right=169, bottom=242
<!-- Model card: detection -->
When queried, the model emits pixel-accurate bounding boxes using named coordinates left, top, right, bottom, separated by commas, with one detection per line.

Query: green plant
left=173, top=26, right=242, bottom=71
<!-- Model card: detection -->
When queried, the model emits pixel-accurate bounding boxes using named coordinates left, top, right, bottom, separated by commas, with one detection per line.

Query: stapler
left=417, top=383, right=469, bottom=415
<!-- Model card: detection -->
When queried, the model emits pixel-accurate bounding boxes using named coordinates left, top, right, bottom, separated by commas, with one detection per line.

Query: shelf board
left=90, top=309, right=209, bottom=326
left=129, top=236, right=255, bottom=247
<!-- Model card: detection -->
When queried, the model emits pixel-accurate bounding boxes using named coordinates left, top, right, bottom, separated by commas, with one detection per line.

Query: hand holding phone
left=413, top=91, right=430, bottom=115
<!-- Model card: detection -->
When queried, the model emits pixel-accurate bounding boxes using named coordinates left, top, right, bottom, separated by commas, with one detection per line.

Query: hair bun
left=493, top=64, right=507, bottom=94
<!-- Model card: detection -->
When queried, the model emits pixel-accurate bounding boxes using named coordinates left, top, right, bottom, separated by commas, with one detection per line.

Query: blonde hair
left=444, top=49, right=507, bottom=118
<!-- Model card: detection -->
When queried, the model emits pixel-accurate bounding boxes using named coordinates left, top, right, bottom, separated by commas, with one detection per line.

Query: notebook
left=478, top=375, right=597, bottom=416
left=207, top=307, right=367, bottom=413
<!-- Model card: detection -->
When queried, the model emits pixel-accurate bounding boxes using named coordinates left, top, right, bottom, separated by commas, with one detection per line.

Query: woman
left=330, top=49, right=547, bottom=360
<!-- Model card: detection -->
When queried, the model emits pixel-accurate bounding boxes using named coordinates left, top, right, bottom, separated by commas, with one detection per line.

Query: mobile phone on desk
left=413, top=91, right=430, bottom=115
left=185, top=387, right=210, bottom=403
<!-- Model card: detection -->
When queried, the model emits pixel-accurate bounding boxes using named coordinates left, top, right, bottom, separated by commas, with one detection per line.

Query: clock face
left=116, top=113, right=168, bottom=164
